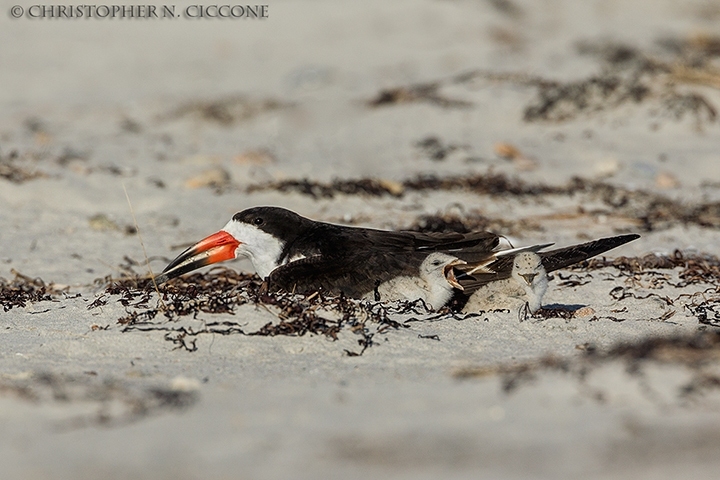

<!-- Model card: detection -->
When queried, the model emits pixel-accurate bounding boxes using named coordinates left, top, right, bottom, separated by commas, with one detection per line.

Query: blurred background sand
left=2, top=1, right=720, bottom=478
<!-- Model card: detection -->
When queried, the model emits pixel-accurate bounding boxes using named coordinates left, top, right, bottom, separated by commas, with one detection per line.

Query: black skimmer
left=156, top=206, right=510, bottom=298
left=157, top=206, right=640, bottom=304
left=462, top=251, right=548, bottom=313
left=362, top=252, right=466, bottom=309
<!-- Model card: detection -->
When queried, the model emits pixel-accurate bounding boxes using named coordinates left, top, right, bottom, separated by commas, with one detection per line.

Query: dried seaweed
left=600, top=330, right=720, bottom=365
left=686, top=303, right=720, bottom=328
left=554, top=272, right=593, bottom=288
left=0, top=371, right=198, bottom=429
left=0, top=150, right=45, bottom=184
left=367, top=38, right=720, bottom=127
left=520, top=41, right=718, bottom=124
left=568, top=250, right=720, bottom=326
left=247, top=177, right=405, bottom=198
left=0, top=270, right=57, bottom=311
left=91, top=269, right=410, bottom=356
left=87, top=247, right=720, bottom=356
left=418, top=334, right=441, bottom=341
left=90, top=268, right=256, bottom=323
left=576, top=250, right=720, bottom=286
left=532, top=306, right=581, bottom=320
left=247, top=172, right=720, bottom=233
left=455, top=330, right=720, bottom=400
left=164, top=95, right=292, bottom=125
left=367, top=82, right=472, bottom=109
left=402, top=173, right=560, bottom=196
left=405, top=212, right=531, bottom=237
left=524, top=74, right=651, bottom=122
left=414, top=136, right=466, bottom=161
left=248, top=172, right=561, bottom=199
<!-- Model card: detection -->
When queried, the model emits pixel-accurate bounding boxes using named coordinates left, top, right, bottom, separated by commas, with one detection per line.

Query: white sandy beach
left=2, top=1, right=720, bottom=478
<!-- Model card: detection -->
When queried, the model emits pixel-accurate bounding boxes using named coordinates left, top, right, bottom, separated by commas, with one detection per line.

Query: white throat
left=420, top=253, right=458, bottom=309
left=221, top=220, right=285, bottom=278
left=426, top=278, right=454, bottom=310
left=511, top=253, right=548, bottom=313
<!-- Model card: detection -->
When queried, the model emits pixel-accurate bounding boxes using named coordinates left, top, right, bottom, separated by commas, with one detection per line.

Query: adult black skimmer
left=156, top=206, right=511, bottom=298
left=462, top=251, right=548, bottom=313
left=157, top=206, right=640, bottom=304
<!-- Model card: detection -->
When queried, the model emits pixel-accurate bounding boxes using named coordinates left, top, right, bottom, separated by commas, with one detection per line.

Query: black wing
left=539, top=234, right=640, bottom=273
left=356, top=229, right=502, bottom=264
left=456, top=234, right=640, bottom=293
left=267, top=228, right=503, bottom=297
left=266, top=251, right=420, bottom=298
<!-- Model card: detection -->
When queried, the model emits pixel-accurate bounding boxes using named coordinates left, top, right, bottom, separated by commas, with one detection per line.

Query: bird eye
left=253, top=217, right=264, bottom=226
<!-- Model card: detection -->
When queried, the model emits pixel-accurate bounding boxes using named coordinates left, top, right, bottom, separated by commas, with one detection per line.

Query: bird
left=156, top=206, right=640, bottom=301
left=156, top=206, right=513, bottom=298
left=453, top=234, right=640, bottom=293
left=462, top=251, right=548, bottom=314
left=362, top=252, right=466, bottom=309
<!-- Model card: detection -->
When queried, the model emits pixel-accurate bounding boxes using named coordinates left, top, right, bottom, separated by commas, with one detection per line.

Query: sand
left=2, top=0, right=720, bottom=478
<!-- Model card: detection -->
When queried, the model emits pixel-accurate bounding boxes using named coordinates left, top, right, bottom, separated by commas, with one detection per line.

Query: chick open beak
left=444, top=260, right=467, bottom=291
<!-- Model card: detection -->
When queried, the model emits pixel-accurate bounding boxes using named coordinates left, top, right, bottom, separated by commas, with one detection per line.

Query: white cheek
left=221, top=220, right=284, bottom=278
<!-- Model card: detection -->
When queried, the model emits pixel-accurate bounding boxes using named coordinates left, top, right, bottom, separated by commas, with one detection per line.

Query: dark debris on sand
left=0, top=270, right=59, bottom=312
left=367, top=81, right=472, bottom=109
left=163, top=95, right=293, bottom=125
left=0, top=371, right=198, bottom=430
left=248, top=172, right=560, bottom=200
left=90, top=268, right=423, bottom=355
left=86, top=248, right=720, bottom=352
left=366, top=38, right=720, bottom=127
left=567, top=251, right=720, bottom=326
left=520, top=38, right=720, bottom=124
left=0, top=150, right=45, bottom=184
left=406, top=211, right=539, bottom=237
left=248, top=177, right=406, bottom=199
left=455, top=330, right=720, bottom=401
left=472, top=250, right=720, bottom=325
left=575, top=250, right=720, bottom=287
left=248, top=172, right=720, bottom=233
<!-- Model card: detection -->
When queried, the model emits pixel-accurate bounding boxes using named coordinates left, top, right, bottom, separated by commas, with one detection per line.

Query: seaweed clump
left=0, top=270, right=56, bottom=312
left=90, top=268, right=414, bottom=355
